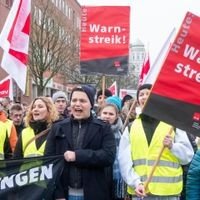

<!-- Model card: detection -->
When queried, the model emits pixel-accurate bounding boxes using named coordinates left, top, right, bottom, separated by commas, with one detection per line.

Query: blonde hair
left=24, top=96, right=59, bottom=127
left=99, top=103, right=119, bottom=115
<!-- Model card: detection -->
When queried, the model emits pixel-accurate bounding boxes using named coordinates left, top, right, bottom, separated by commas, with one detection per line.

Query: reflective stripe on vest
left=128, top=118, right=182, bottom=196
left=133, top=159, right=180, bottom=169
left=22, top=127, right=46, bottom=158
left=139, top=174, right=182, bottom=183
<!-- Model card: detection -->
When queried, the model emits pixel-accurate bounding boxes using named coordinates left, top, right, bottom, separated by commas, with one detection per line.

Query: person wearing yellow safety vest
left=0, top=121, right=12, bottom=159
left=0, top=103, right=18, bottom=154
left=12, top=97, right=59, bottom=200
left=118, top=84, right=194, bottom=200
left=13, top=96, right=59, bottom=159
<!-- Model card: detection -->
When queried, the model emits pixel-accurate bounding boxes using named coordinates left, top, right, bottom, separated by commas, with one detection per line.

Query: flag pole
left=144, top=126, right=174, bottom=191
left=122, top=99, right=137, bottom=132
left=102, top=75, right=106, bottom=102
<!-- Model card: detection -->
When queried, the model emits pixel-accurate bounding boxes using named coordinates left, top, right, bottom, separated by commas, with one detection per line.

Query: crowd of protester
left=0, top=83, right=198, bottom=200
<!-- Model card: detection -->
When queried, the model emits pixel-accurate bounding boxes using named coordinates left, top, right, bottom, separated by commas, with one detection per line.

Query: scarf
left=111, top=117, right=125, bottom=198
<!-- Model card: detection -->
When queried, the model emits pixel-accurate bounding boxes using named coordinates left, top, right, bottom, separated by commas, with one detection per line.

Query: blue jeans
left=68, top=195, right=84, bottom=200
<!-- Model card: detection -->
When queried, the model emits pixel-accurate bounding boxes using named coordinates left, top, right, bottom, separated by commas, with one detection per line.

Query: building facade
left=129, top=38, right=146, bottom=88
left=1, top=1, right=147, bottom=103
left=0, top=0, right=81, bottom=103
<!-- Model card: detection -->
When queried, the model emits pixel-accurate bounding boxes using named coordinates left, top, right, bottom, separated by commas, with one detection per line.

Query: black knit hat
left=136, top=84, right=152, bottom=101
left=70, top=85, right=96, bottom=108
left=97, top=89, right=112, bottom=100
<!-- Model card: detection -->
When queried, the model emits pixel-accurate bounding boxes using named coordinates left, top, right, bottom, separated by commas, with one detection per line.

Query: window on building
left=65, top=3, right=68, bottom=17
left=77, top=17, right=80, bottom=29
left=72, top=10, right=76, bottom=27
left=50, top=18, right=55, bottom=31
left=58, top=0, right=62, bottom=10
left=68, top=7, right=71, bottom=19
left=34, top=7, right=42, bottom=26
left=5, top=0, right=13, bottom=8
left=62, top=0, right=65, bottom=13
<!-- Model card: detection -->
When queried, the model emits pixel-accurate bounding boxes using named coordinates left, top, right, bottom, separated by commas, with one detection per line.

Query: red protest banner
left=80, top=6, right=130, bottom=75
left=143, top=12, right=200, bottom=136
left=0, top=78, right=10, bottom=98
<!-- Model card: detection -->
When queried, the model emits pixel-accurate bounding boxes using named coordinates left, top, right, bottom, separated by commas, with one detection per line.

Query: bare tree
left=29, top=0, right=80, bottom=96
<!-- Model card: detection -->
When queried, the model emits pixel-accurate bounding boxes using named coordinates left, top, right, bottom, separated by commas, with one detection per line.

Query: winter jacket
left=186, top=149, right=200, bottom=200
left=45, top=115, right=116, bottom=200
left=119, top=115, right=194, bottom=196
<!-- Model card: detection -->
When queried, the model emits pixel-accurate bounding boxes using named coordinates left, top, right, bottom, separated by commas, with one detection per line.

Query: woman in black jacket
left=45, top=85, right=116, bottom=200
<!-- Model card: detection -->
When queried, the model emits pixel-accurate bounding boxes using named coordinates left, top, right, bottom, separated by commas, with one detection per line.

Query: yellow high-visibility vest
left=0, top=122, right=7, bottom=160
left=20, top=127, right=47, bottom=188
left=4, top=119, right=13, bottom=137
left=21, top=127, right=46, bottom=158
left=128, top=118, right=182, bottom=196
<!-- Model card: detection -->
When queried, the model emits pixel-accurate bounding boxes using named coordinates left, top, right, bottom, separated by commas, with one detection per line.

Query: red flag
left=0, top=0, right=31, bottom=94
left=0, top=76, right=13, bottom=100
left=143, top=12, right=200, bottom=136
left=108, top=81, right=117, bottom=96
left=138, top=52, right=150, bottom=86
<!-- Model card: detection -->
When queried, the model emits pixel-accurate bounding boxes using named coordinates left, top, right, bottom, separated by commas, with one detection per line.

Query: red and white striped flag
left=138, top=52, right=150, bottom=86
left=108, top=81, right=117, bottom=96
left=0, top=0, right=31, bottom=94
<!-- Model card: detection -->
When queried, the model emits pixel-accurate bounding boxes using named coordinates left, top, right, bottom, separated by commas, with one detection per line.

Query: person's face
left=124, top=100, right=131, bottom=107
left=2, top=98, right=9, bottom=107
left=31, top=99, right=48, bottom=121
left=54, top=97, right=67, bottom=114
left=10, top=110, right=24, bottom=126
left=100, top=105, right=118, bottom=125
left=70, top=91, right=91, bottom=120
left=138, top=88, right=150, bottom=108
left=97, top=95, right=106, bottom=106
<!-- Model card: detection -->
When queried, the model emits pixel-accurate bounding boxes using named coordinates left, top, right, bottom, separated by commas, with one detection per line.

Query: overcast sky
left=77, top=0, right=200, bottom=64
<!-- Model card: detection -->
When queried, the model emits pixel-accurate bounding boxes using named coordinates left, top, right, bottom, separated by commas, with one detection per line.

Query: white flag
left=144, top=28, right=176, bottom=84
left=0, top=0, right=31, bottom=94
